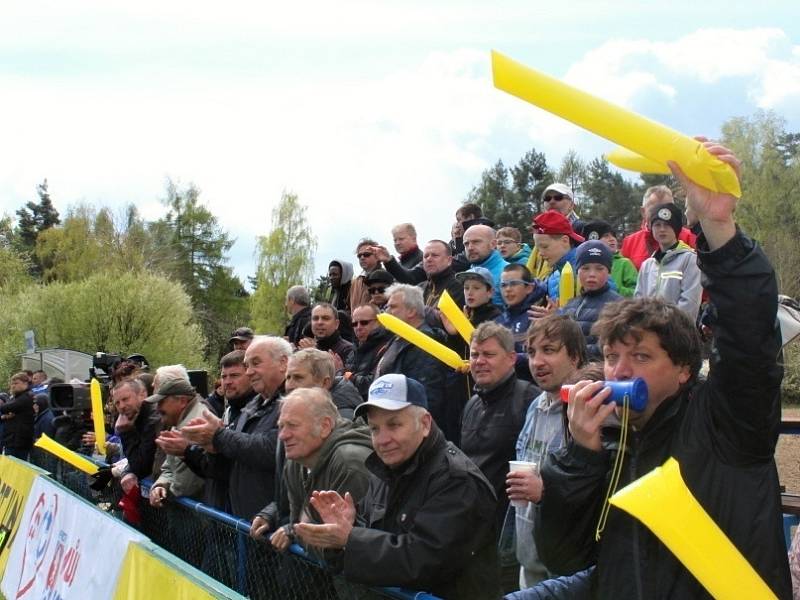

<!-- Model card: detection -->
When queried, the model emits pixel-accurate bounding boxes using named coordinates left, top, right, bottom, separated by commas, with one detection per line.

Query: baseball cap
left=354, top=374, right=428, bottom=419
left=542, top=183, right=574, bottom=202
left=229, top=327, right=254, bottom=343
left=145, top=377, right=195, bottom=403
left=455, top=266, right=494, bottom=288
left=532, top=212, right=585, bottom=244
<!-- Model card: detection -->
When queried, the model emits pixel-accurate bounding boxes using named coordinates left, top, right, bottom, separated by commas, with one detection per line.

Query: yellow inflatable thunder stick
left=91, top=377, right=107, bottom=456
left=609, top=458, right=776, bottom=599
left=35, top=434, right=100, bottom=476
left=605, top=146, right=671, bottom=175
left=490, top=51, right=741, bottom=198
left=377, top=313, right=468, bottom=370
left=559, top=262, right=575, bottom=308
left=437, top=290, right=474, bottom=345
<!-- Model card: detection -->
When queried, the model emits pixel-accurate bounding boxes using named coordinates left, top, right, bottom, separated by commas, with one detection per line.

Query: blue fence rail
left=28, top=447, right=441, bottom=600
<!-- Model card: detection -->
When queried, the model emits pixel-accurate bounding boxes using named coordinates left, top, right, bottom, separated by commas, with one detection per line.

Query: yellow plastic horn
left=491, top=50, right=741, bottom=198
left=605, top=146, right=671, bottom=175
left=377, top=313, right=468, bottom=370
left=35, top=434, right=100, bottom=475
left=559, top=262, right=575, bottom=307
left=609, top=458, right=776, bottom=599
left=437, top=290, right=474, bottom=345
left=91, top=378, right=106, bottom=456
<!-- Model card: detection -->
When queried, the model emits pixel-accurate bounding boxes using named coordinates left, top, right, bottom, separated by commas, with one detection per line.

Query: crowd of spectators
left=4, top=141, right=795, bottom=599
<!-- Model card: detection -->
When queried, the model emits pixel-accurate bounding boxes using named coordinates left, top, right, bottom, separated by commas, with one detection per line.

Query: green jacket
left=611, top=252, right=638, bottom=297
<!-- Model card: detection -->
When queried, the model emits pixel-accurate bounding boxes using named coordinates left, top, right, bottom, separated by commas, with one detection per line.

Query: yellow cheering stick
left=35, top=434, right=100, bottom=475
left=377, top=313, right=468, bottom=370
left=491, top=51, right=741, bottom=198
left=559, top=262, right=576, bottom=307
left=610, top=458, right=775, bottom=599
left=437, top=290, right=474, bottom=345
left=605, top=146, right=671, bottom=175
left=91, top=378, right=107, bottom=456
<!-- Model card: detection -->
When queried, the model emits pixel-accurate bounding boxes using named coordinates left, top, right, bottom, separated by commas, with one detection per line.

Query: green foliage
left=0, top=271, right=207, bottom=383
left=556, top=150, right=587, bottom=207
left=251, top=191, right=317, bottom=335
left=581, top=157, right=640, bottom=234
left=14, top=180, right=61, bottom=278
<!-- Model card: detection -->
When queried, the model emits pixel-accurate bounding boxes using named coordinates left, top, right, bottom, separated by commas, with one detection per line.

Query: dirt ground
left=778, top=408, right=800, bottom=493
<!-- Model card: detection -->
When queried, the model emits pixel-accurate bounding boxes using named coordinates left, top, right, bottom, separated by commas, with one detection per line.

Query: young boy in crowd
left=529, top=212, right=584, bottom=317
left=581, top=219, right=638, bottom=297
left=496, top=227, right=532, bottom=266
left=559, top=240, right=623, bottom=359
left=454, top=267, right=502, bottom=326
left=634, top=203, right=702, bottom=321
left=496, top=264, right=546, bottom=381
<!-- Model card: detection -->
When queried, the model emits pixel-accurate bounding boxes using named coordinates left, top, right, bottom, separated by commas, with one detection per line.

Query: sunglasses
left=368, top=286, right=387, bottom=294
left=357, top=252, right=374, bottom=259
left=500, top=279, right=529, bottom=288
left=544, top=193, right=567, bottom=202
left=353, top=319, right=376, bottom=327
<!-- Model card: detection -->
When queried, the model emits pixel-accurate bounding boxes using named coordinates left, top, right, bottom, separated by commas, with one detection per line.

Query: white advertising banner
left=1, top=476, right=146, bottom=600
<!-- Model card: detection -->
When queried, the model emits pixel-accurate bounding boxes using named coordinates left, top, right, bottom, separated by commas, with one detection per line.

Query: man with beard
left=114, top=378, right=162, bottom=494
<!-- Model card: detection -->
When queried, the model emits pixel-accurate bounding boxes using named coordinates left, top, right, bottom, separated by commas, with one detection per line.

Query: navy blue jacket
left=559, top=284, right=623, bottom=359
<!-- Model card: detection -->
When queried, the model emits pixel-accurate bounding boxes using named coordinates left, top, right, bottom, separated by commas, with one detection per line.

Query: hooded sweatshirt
left=328, top=259, right=354, bottom=312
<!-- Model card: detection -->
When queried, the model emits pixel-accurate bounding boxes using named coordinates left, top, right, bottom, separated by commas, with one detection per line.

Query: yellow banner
left=113, top=542, right=244, bottom=600
left=0, top=456, right=41, bottom=575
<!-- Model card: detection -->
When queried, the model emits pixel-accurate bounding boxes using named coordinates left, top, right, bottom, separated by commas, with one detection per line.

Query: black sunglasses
left=544, top=193, right=567, bottom=202
left=368, top=286, right=387, bottom=294
left=357, top=252, right=374, bottom=259
left=353, top=319, right=376, bottom=327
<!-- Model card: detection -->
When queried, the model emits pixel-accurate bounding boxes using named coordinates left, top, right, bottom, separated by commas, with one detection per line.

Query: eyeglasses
left=357, top=252, right=374, bottom=259
left=496, top=239, right=518, bottom=246
left=353, top=319, right=376, bottom=327
left=544, top=193, right=567, bottom=202
left=368, top=286, right=387, bottom=294
left=500, top=279, right=529, bottom=288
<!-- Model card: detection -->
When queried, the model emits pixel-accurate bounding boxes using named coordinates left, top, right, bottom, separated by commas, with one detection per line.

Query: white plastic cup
left=508, top=460, right=538, bottom=509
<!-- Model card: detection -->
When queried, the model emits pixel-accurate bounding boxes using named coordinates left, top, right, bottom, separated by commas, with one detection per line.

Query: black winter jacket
left=316, top=331, right=355, bottom=369
left=348, top=327, right=393, bottom=399
left=118, top=401, right=162, bottom=479
left=559, top=283, right=623, bottom=359
left=461, top=372, right=538, bottom=527
left=1, top=389, right=35, bottom=449
left=284, top=305, right=312, bottom=346
left=534, top=229, right=792, bottom=599
left=212, top=388, right=282, bottom=519
left=340, top=425, right=502, bottom=600
left=329, top=377, right=363, bottom=420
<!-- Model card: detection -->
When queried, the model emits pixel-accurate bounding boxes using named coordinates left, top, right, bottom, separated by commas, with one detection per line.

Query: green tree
left=582, top=157, right=640, bottom=234
left=251, top=192, right=317, bottom=335
left=0, top=271, right=207, bottom=383
left=510, top=148, right=554, bottom=220
left=14, top=179, right=61, bottom=277
left=721, top=110, right=800, bottom=297
left=556, top=150, right=586, bottom=210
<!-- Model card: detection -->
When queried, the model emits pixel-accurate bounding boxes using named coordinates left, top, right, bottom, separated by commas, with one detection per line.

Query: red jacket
left=621, top=226, right=697, bottom=270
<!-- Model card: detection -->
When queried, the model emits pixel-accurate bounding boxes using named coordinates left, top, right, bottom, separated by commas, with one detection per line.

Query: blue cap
left=455, top=266, right=494, bottom=288
left=354, top=374, right=428, bottom=419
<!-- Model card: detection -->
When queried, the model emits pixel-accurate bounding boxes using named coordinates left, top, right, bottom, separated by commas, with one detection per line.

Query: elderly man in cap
left=295, top=374, right=501, bottom=600
left=229, top=326, right=255, bottom=351
left=149, top=376, right=207, bottom=506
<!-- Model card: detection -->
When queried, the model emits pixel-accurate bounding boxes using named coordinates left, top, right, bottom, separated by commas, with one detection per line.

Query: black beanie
left=649, top=203, right=683, bottom=238
left=581, top=220, right=613, bottom=241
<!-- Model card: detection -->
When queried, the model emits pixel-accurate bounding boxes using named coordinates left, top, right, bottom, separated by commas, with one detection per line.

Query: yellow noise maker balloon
left=377, top=313, right=468, bottom=370
left=35, top=434, right=100, bottom=475
left=559, top=262, right=575, bottom=307
left=605, top=146, right=671, bottom=175
left=609, top=457, right=776, bottom=599
left=437, top=290, right=474, bottom=345
left=91, top=377, right=107, bottom=456
left=491, top=50, right=741, bottom=198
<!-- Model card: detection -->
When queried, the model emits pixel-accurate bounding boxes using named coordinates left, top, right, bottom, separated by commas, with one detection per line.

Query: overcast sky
left=2, top=1, right=799, bottom=285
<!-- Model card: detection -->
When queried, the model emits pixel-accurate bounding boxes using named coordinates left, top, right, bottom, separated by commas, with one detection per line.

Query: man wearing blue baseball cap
left=295, top=374, right=501, bottom=599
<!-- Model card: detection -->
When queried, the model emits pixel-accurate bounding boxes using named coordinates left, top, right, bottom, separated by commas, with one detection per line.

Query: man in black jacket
left=532, top=141, right=792, bottom=598
left=114, top=378, right=161, bottom=492
left=377, top=284, right=450, bottom=440
left=298, top=303, right=355, bottom=368
left=2, top=372, right=35, bottom=460
left=347, top=304, right=393, bottom=399
left=283, top=285, right=312, bottom=347
left=182, top=335, right=289, bottom=520
left=295, top=374, right=501, bottom=600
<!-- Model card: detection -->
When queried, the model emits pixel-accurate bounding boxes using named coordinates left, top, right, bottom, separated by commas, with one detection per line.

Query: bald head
left=463, top=224, right=497, bottom=264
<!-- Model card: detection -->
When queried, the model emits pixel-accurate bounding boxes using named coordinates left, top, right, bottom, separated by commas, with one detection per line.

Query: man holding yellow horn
left=530, top=140, right=791, bottom=599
